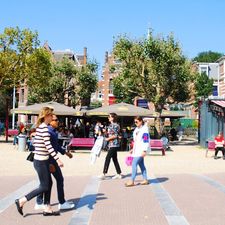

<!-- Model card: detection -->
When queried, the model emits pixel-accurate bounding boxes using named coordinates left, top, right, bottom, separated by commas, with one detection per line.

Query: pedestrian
left=214, top=131, right=225, bottom=159
left=177, top=123, right=184, bottom=141
left=0, top=120, right=3, bottom=136
left=98, top=113, right=122, bottom=179
left=15, top=107, right=63, bottom=216
left=35, top=114, right=74, bottom=210
left=125, top=116, right=150, bottom=187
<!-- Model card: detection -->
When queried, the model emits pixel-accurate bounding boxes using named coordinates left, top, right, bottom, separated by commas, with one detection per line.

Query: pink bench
left=7, top=129, right=19, bottom=136
left=68, top=138, right=95, bottom=149
left=150, top=139, right=166, bottom=156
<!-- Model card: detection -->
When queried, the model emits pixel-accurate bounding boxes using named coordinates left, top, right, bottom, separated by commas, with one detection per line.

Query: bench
left=150, top=139, right=166, bottom=156
left=206, top=141, right=215, bottom=157
left=130, top=139, right=166, bottom=156
left=68, top=138, right=95, bottom=149
left=7, top=129, right=19, bottom=136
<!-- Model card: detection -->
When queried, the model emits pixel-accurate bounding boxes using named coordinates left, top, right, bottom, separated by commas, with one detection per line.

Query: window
left=109, top=79, right=113, bottom=94
left=21, top=89, right=24, bottom=103
left=199, top=66, right=208, bottom=75
left=213, top=86, right=218, bottom=96
left=98, top=91, right=102, bottom=99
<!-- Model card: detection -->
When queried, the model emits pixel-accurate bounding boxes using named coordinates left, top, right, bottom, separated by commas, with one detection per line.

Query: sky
left=1, top=0, right=225, bottom=76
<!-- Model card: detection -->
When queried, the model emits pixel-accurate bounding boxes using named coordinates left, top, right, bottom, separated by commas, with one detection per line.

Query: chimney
left=105, top=51, right=108, bottom=63
left=83, top=47, right=87, bottom=65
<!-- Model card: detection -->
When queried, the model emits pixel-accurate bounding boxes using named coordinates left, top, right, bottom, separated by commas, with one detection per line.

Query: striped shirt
left=33, top=122, right=59, bottom=161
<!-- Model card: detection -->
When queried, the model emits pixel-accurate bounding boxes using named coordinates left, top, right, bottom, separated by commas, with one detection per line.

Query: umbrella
left=86, top=102, right=158, bottom=117
left=11, top=101, right=84, bottom=116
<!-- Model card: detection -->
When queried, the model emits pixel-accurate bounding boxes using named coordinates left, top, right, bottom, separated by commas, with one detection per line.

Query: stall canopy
left=86, top=102, right=158, bottom=117
left=11, top=101, right=84, bottom=116
left=160, top=110, right=186, bottom=118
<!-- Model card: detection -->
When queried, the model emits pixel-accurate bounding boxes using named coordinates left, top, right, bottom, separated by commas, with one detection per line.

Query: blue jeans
left=131, top=156, right=147, bottom=181
left=37, top=159, right=65, bottom=204
left=26, top=159, right=52, bottom=205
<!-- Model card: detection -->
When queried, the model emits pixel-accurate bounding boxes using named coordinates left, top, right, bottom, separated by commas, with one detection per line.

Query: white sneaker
left=34, top=203, right=46, bottom=210
left=112, top=174, right=122, bottom=179
left=58, top=201, right=75, bottom=210
left=98, top=174, right=106, bottom=180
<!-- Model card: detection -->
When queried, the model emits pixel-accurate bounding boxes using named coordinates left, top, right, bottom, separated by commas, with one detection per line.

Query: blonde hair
left=36, top=106, right=54, bottom=127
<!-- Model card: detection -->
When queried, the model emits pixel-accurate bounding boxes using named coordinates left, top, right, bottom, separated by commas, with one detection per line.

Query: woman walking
left=99, top=113, right=122, bottom=179
left=125, top=116, right=150, bottom=187
left=15, top=107, right=63, bottom=216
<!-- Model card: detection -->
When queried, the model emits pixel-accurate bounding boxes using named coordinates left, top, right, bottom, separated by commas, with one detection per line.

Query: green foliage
left=90, top=100, right=102, bottom=108
left=28, top=57, right=98, bottom=107
left=193, top=51, right=223, bottom=62
left=112, top=31, right=193, bottom=112
left=195, top=72, right=213, bottom=98
left=0, top=27, right=40, bottom=91
left=76, top=62, right=98, bottom=106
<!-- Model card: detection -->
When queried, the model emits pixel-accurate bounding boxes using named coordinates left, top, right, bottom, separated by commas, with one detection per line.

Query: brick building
left=92, top=52, right=120, bottom=106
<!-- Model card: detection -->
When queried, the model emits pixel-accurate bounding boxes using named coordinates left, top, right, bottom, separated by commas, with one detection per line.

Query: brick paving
left=1, top=136, right=225, bottom=225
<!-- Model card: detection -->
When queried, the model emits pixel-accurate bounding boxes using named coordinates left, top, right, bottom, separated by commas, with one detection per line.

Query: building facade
left=193, top=62, right=219, bottom=96
left=93, top=52, right=120, bottom=106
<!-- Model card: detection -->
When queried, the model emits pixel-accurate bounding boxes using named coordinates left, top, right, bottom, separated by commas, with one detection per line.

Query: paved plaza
left=1, top=136, right=225, bottom=225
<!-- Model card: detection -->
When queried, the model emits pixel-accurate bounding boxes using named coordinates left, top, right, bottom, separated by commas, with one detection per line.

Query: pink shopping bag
left=125, top=155, right=133, bottom=166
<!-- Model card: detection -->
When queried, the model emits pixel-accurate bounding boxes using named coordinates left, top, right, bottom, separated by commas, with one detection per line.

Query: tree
left=112, top=31, right=194, bottom=112
left=193, top=51, right=223, bottom=63
left=0, top=27, right=52, bottom=103
left=0, top=27, right=42, bottom=90
left=28, top=57, right=98, bottom=107
left=75, top=62, right=98, bottom=106
left=194, top=72, right=214, bottom=98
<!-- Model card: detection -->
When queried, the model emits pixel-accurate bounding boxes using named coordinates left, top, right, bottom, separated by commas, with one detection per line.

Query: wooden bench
left=206, top=141, right=215, bottom=157
left=150, top=139, right=166, bottom=156
left=7, top=129, right=19, bottom=136
left=68, top=138, right=95, bottom=149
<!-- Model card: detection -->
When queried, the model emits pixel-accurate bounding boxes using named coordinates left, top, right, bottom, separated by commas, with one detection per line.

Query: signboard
left=137, top=99, right=148, bottom=109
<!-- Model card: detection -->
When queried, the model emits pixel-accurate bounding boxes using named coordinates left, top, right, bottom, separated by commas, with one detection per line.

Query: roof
left=10, top=101, right=84, bottom=116
left=86, top=102, right=158, bottom=117
left=211, top=100, right=225, bottom=108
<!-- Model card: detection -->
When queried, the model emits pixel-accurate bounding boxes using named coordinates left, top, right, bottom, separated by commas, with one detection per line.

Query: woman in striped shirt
left=15, top=107, right=64, bottom=216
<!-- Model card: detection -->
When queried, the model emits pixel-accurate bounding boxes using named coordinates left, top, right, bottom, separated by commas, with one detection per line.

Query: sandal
left=140, top=180, right=149, bottom=185
left=15, top=199, right=23, bottom=216
left=43, top=211, right=60, bottom=216
left=125, top=181, right=135, bottom=187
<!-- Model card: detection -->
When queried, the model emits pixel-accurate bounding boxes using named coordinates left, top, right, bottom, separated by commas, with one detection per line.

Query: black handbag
left=26, top=152, right=34, bottom=162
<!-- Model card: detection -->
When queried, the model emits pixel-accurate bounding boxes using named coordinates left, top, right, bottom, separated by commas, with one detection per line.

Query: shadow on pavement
left=150, top=177, right=169, bottom=184
left=23, top=212, right=43, bottom=217
left=65, top=193, right=106, bottom=211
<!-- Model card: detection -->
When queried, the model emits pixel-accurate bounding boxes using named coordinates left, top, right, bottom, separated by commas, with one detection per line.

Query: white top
left=132, top=125, right=150, bottom=157
left=33, top=123, right=59, bottom=161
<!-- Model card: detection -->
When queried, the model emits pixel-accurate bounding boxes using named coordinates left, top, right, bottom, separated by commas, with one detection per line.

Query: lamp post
left=5, top=96, right=9, bottom=142
left=12, top=86, right=16, bottom=129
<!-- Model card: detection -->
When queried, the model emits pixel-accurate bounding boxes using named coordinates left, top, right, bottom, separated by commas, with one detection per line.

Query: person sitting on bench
left=214, top=132, right=225, bottom=160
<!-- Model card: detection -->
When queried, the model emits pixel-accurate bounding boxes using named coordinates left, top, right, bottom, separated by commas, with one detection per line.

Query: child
left=161, top=133, right=170, bottom=151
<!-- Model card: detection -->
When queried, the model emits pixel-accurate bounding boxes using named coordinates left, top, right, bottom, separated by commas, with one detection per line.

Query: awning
left=211, top=100, right=225, bottom=108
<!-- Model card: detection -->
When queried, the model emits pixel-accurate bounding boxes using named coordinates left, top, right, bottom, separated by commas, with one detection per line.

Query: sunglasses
left=52, top=119, right=58, bottom=122
left=134, top=121, right=139, bottom=124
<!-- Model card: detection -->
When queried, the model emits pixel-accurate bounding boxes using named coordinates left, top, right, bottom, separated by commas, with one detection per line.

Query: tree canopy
left=112, top=32, right=194, bottom=112
left=193, top=51, right=223, bottom=63
left=28, top=57, right=98, bottom=107
left=0, top=27, right=52, bottom=92
left=194, top=71, right=214, bottom=98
